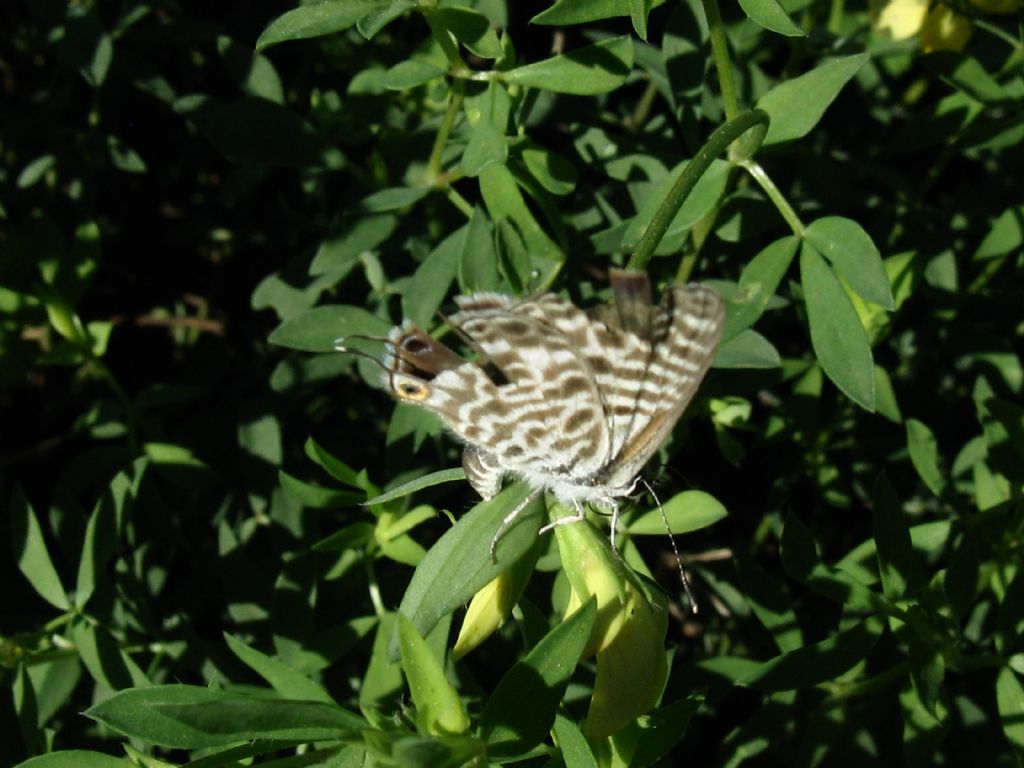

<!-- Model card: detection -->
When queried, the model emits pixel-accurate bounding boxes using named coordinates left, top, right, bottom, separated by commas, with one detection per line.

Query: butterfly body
left=381, top=271, right=724, bottom=542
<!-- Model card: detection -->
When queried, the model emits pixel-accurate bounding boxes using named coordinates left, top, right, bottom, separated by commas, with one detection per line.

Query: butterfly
left=369, top=269, right=724, bottom=559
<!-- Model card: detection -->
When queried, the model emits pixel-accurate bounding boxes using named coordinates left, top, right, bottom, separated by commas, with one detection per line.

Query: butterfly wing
left=511, top=289, right=653, bottom=462
left=602, top=281, right=724, bottom=490
left=450, top=296, right=612, bottom=482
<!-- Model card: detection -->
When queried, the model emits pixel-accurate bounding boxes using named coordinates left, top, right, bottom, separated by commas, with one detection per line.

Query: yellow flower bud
left=919, top=4, right=973, bottom=52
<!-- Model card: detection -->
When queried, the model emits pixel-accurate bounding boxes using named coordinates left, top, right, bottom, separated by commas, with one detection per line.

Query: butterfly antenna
left=641, top=477, right=699, bottom=615
left=333, top=337, right=390, bottom=373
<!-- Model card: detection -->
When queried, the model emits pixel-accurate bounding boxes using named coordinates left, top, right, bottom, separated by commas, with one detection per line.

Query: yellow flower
left=873, top=0, right=996, bottom=52
left=875, top=0, right=929, bottom=40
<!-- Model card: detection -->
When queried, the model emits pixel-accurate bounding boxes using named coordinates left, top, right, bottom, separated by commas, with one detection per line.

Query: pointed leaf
left=86, top=685, right=363, bottom=748
left=502, top=36, right=633, bottom=96
left=224, top=633, right=335, bottom=704
left=906, top=419, right=946, bottom=496
left=364, top=467, right=467, bottom=506
left=10, top=487, right=68, bottom=611
left=805, top=216, right=894, bottom=309
left=872, top=474, right=916, bottom=601
left=626, top=490, right=727, bottom=535
left=801, top=245, right=875, bottom=410
left=757, top=54, right=868, bottom=145
left=738, top=0, right=805, bottom=36
left=481, top=599, right=596, bottom=754
left=256, top=0, right=384, bottom=51
left=391, top=483, right=544, bottom=660
left=269, top=305, right=391, bottom=353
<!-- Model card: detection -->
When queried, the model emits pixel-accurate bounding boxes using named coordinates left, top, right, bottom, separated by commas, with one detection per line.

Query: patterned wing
left=602, top=282, right=724, bottom=489
left=450, top=296, right=612, bottom=481
left=509, top=285, right=653, bottom=461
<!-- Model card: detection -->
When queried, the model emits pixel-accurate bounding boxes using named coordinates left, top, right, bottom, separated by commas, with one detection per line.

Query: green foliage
left=2, top=0, right=1023, bottom=767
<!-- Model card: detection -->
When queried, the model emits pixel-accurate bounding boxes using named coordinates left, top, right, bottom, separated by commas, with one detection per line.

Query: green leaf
left=714, top=329, right=781, bottom=369
left=906, top=419, right=946, bottom=496
left=626, top=490, right=727, bottom=535
left=306, top=439, right=364, bottom=489
left=872, top=474, right=915, bottom=601
left=10, top=486, right=69, bottom=611
left=391, top=483, right=545, bottom=660
left=502, top=36, right=634, bottom=96
left=924, top=52, right=1007, bottom=103
left=551, top=711, right=598, bottom=768
left=780, top=512, right=877, bottom=609
left=458, top=208, right=500, bottom=292
left=361, top=185, right=432, bottom=212
left=60, top=7, right=113, bottom=87
left=722, top=236, right=798, bottom=341
left=397, top=614, right=471, bottom=735
left=310, top=214, right=397, bottom=275
left=364, top=467, right=467, bottom=506
left=478, top=163, right=563, bottom=288
left=757, top=54, right=868, bottom=145
left=224, top=633, right=335, bottom=704
left=432, top=7, right=502, bottom=59
left=76, top=459, right=145, bottom=609
left=805, top=217, right=894, bottom=310
left=900, top=676, right=947, bottom=764
left=256, top=0, right=384, bottom=51
left=986, top=398, right=1024, bottom=462
left=383, top=60, right=446, bottom=90
left=532, top=0, right=666, bottom=25
left=16, top=752, right=132, bottom=768
left=269, top=305, right=391, bottom=353
left=85, top=685, right=363, bottom=748
left=17, top=154, right=56, bottom=188
left=480, top=599, right=596, bottom=755
left=401, top=230, right=461, bottom=327
left=72, top=623, right=149, bottom=691
left=998, top=667, right=1024, bottom=756
left=737, top=0, right=805, bottom=36
left=737, top=557, right=803, bottom=652
left=358, top=1, right=417, bottom=39
left=974, top=205, right=1024, bottom=261
left=739, top=616, right=885, bottom=691
left=462, top=121, right=508, bottom=177
left=629, top=694, right=704, bottom=766
left=519, top=146, right=577, bottom=196
left=800, top=244, right=875, bottom=411
left=629, top=0, right=652, bottom=39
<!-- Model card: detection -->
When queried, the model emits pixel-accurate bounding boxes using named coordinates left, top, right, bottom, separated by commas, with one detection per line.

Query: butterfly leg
left=538, top=500, right=588, bottom=535
left=489, top=488, right=544, bottom=563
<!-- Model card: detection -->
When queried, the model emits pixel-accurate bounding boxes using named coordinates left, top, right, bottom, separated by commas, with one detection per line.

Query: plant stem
left=738, top=158, right=806, bottom=237
left=428, top=84, right=464, bottom=180
left=700, top=0, right=741, bottom=122
left=627, top=110, right=768, bottom=272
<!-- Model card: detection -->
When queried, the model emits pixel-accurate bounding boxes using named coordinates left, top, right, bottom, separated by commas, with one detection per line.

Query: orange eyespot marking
left=395, top=379, right=429, bottom=401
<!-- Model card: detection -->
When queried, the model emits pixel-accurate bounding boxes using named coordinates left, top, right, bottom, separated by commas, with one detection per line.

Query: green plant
left=4, top=1, right=1023, bottom=766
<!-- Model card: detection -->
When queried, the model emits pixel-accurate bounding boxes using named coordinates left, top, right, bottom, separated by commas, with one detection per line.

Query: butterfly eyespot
left=402, top=337, right=430, bottom=354
left=396, top=381, right=429, bottom=401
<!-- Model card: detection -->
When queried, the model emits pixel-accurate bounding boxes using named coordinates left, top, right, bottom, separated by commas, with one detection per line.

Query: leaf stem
left=738, top=158, right=806, bottom=237
left=627, top=110, right=769, bottom=272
